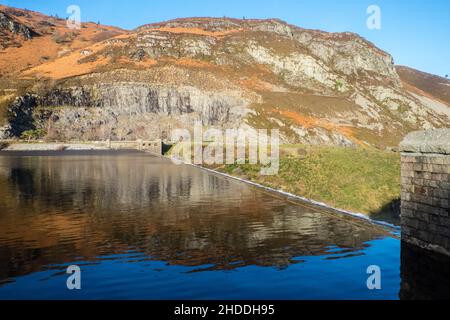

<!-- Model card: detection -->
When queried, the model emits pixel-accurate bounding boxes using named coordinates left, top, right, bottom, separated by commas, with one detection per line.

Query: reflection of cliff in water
left=400, top=242, right=450, bottom=300
left=0, top=151, right=388, bottom=282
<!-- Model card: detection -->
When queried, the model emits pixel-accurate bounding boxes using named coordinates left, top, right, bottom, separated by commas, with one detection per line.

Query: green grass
left=219, top=145, right=401, bottom=215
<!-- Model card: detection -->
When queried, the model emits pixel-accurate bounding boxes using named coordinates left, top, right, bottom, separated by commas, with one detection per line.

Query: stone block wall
left=400, top=129, right=450, bottom=257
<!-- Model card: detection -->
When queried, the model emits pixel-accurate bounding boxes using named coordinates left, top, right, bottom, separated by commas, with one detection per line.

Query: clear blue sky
left=2, top=0, right=449, bottom=76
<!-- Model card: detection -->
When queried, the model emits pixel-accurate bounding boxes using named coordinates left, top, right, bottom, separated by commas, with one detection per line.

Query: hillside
left=397, top=66, right=450, bottom=106
left=1, top=6, right=449, bottom=148
left=0, top=5, right=126, bottom=78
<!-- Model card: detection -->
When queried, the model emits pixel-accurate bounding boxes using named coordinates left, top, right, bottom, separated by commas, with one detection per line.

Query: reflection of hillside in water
left=0, top=152, right=387, bottom=281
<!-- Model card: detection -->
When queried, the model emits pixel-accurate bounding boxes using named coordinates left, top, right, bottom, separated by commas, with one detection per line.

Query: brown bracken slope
left=396, top=66, right=450, bottom=106
left=0, top=5, right=127, bottom=78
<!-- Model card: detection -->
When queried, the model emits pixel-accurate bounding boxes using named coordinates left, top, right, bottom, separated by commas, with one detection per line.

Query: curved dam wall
left=400, top=129, right=450, bottom=257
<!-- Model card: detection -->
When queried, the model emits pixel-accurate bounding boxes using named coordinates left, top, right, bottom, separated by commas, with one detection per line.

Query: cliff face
left=6, top=83, right=248, bottom=140
left=1, top=7, right=449, bottom=147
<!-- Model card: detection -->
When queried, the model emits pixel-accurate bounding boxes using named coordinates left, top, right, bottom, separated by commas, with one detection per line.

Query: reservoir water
left=0, top=151, right=447, bottom=299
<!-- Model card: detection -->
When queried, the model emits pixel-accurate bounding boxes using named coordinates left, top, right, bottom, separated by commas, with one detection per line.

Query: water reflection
left=0, top=151, right=398, bottom=299
left=400, top=241, right=450, bottom=300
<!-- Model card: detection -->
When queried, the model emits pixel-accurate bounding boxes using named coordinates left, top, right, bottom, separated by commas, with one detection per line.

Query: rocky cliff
left=1, top=6, right=449, bottom=147
left=6, top=82, right=248, bottom=140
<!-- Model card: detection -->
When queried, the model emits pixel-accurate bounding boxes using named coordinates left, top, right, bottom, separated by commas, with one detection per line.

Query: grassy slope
left=216, top=146, right=401, bottom=216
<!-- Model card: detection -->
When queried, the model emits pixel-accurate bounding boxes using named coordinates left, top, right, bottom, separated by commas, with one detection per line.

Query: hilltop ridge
left=0, top=5, right=449, bottom=148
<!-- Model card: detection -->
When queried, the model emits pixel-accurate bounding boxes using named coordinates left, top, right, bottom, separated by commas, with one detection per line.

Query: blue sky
left=2, top=0, right=449, bottom=76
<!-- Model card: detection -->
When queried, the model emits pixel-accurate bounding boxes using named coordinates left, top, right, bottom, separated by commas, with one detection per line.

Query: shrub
left=20, top=129, right=45, bottom=141
left=52, top=31, right=78, bottom=44
left=335, top=79, right=344, bottom=92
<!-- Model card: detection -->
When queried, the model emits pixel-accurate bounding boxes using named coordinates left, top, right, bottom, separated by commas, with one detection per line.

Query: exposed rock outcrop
left=7, top=94, right=38, bottom=137
left=0, top=10, right=37, bottom=48
left=4, top=83, right=250, bottom=140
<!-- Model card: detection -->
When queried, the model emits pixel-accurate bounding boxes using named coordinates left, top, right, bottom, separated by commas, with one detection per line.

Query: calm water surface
left=0, top=151, right=447, bottom=300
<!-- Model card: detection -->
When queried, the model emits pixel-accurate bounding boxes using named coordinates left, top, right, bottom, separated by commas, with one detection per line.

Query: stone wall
left=1, top=140, right=163, bottom=154
left=400, top=129, right=450, bottom=257
left=110, top=139, right=162, bottom=155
